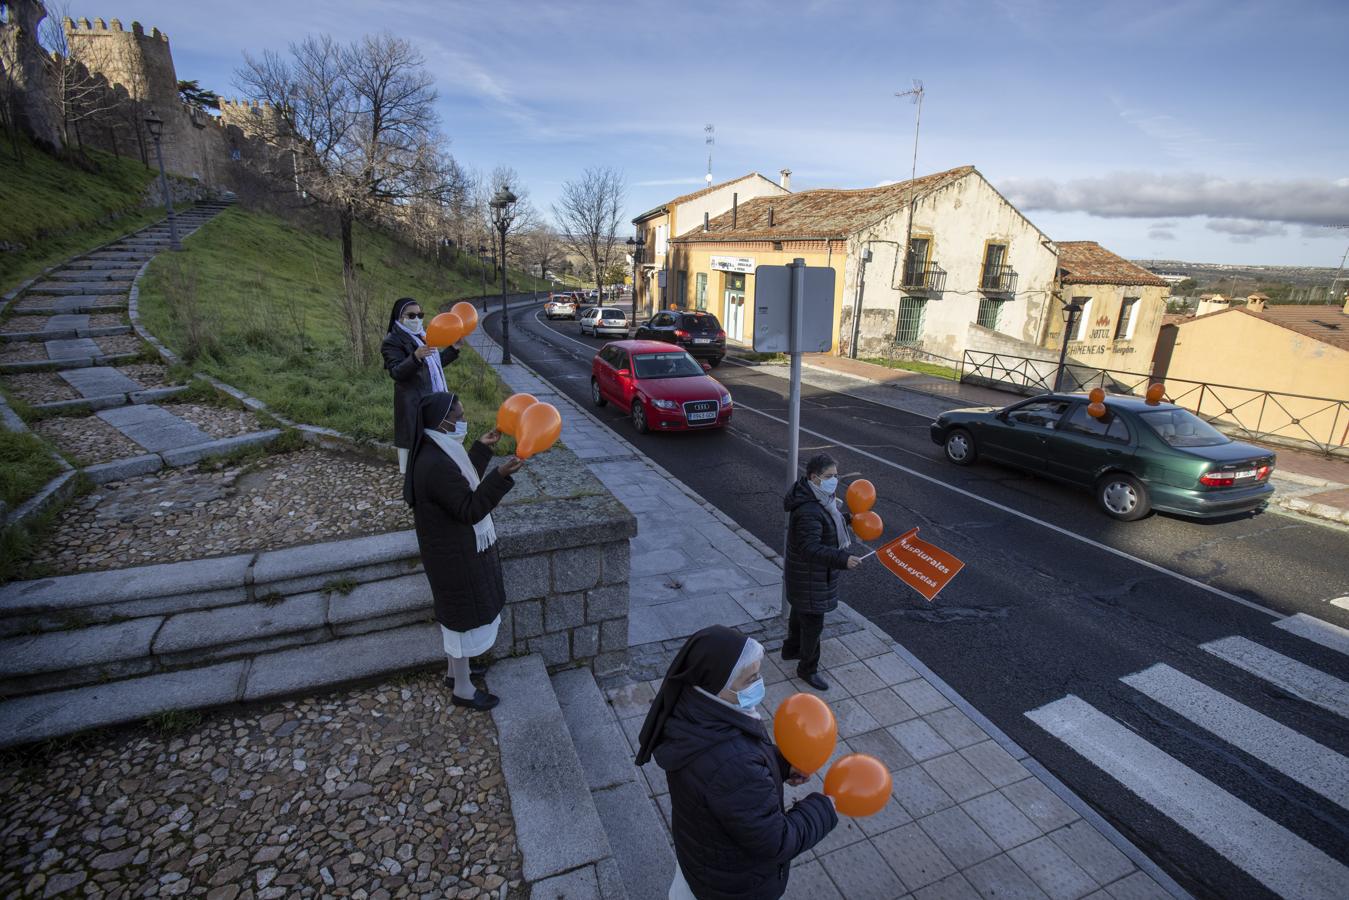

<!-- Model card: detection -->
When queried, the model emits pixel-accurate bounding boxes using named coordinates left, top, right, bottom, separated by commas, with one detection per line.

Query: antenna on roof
left=705, top=124, right=715, bottom=186
left=892, top=78, right=926, bottom=360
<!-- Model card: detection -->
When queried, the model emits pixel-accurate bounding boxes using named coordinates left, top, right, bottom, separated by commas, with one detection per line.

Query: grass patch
left=321, top=577, right=358, bottom=596
left=0, top=429, right=64, bottom=508
left=739, top=352, right=788, bottom=364
left=0, top=473, right=90, bottom=583
left=135, top=206, right=520, bottom=447
left=862, top=357, right=960, bottom=380
left=144, top=709, right=203, bottom=734
left=0, top=138, right=192, bottom=294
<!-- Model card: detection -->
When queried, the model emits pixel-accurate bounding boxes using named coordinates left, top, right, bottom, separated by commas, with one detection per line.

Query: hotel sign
left=711, top=255, right=755, bottom=274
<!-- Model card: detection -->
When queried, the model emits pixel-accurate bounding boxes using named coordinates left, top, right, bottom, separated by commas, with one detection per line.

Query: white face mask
left=445, top=420, right=468, bottom=442
left=403, top=315, right=425, bottom=335
left=817, top=475, right=838, bottom=495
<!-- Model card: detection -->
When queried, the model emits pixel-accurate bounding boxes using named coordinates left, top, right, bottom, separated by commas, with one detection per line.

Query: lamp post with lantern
left=143, top=110, right=181, bottom=251
left=477, top=243, right=490, bottom=311
left=626, top=233, right=646, bottom=319
left=1054, top=297, right=1086, bottom=392
left=489, top=186, right=519, bottom=364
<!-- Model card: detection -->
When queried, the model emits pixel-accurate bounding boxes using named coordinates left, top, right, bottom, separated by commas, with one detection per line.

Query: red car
left=591, top=340, right=733, bottom=433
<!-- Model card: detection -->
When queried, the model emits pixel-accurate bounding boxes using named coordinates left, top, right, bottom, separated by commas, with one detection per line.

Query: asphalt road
left=488, top=298, right=1349, bottom=899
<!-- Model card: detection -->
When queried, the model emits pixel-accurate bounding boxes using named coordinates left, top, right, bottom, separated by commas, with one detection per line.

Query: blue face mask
left=448, top=421, right=469, bottom=442
left=818, top=476, right=839, bottom=495
left=735, top=677, right=766, bottom=709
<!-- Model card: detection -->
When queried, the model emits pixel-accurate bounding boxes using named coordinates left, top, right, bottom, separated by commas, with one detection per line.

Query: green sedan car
left=929, top=393, right=1276, bottom=521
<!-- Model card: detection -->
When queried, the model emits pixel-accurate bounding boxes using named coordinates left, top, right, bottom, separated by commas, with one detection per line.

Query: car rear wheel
left=944, top=428, right=976, bottom=466
left=631, top=400, right=649, bottom=434
left=1096, top=473, right=1150, bottom=521
left=591, top=378, right=606, bottom=407
left=707, top=357, right=722, bottom=368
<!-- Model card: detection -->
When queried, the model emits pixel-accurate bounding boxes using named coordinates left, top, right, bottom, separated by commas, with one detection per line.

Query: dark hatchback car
left=929, top=393, right=1276, bottom=521
left=634, top=310, right=726, bottom=366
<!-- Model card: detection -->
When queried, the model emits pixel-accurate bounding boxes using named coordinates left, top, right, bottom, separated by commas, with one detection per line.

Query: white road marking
left=1026, top=694, right=1349, bottom=900
left=1275, top=613, right=1349, bottom=659
left=1121, top=664, right=1349, bottom=810
left=1201, top=636, right=1349, bottom=719
left=730, top=399, right=1280, bottom=617
left=1329, top=596, right=1349, bottom=611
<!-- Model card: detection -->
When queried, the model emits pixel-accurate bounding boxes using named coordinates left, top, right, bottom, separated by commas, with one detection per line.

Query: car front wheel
left=591, top=378, right=606, bottom=407
left=1097, top=473, right=1150, bottom=521
left=631, top=400, right=649, bottom=434
left=944, top=428, right=977, bottom=466
left=708, top=357, right=722, bottom=368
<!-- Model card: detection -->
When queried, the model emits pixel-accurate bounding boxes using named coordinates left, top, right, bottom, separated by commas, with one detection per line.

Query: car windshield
left=601, top=309, right=625, bottom=319
left=633, top=352, right=704, bottom=379
left=679, top=313, right=720, bottom=331
left=1138, top=408, right=1231, bottom=447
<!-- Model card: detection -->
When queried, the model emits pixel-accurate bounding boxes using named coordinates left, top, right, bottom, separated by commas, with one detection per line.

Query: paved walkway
left=465, top=321, right=1181, bottom=900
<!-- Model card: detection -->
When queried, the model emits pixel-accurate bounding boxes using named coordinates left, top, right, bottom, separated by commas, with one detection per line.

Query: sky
left=75, top=0, right=1349, bottom=267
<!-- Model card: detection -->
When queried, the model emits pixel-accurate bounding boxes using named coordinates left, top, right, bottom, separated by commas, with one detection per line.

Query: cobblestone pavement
left=166, top=403, right=268, bottom=440
left=23, top=448, right=411, bottom=575
left=34, top=413, right=142, bottom=465
left=0, top=670, right=524, bottom=899
left=115, top=364, right=184, bottom=389
left=0, top=315, right=51, bottom=334
left=0, top=341, right=46, bottom=363
left=0, top=372, right=82, bottom=403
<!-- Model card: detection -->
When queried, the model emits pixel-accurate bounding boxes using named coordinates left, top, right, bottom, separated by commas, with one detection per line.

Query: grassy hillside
left=135, top=206, right=530, bottom=446
left=0, top=140, right=183, bottom=293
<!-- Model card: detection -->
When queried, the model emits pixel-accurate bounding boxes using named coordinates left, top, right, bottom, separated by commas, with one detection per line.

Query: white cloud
left=1206, top=218, right=1287, bottom=239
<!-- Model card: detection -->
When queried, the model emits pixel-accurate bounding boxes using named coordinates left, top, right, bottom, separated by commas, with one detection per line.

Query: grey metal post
left=152, top=136, right=181, bottom=251
left=781, top=258, right=807, bottom=620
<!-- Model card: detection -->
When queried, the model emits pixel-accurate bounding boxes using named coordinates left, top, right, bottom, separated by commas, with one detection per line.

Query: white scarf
left=808, top=479, right=851, bottom=550
left=397, top=321, right=447, bottom=394
left=425, top=429, right=498, bottom=552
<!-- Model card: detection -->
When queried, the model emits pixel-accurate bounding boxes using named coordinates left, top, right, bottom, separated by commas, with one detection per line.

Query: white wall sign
left=711, top=255, right=756, bottom=274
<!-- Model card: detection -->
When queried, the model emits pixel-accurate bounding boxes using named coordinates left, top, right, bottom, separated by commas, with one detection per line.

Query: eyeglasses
left=402, top=312, right=425, bottom=320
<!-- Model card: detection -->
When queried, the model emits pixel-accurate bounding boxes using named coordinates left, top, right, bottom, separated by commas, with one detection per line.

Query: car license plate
left=687, top=411, right=716, bottom=422
left=694, top=338, right=711, bottom=344
left=1230, top=468, right=1256, bottom=479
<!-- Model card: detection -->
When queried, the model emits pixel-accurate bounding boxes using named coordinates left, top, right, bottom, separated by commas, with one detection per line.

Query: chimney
left=703, top=211, right=709, bottom=232
left=732, top=193, right=738, bottom=229
left=1343, top=294, right=1349, bottom=316
left=779, top=168, right=792, bottom=190
left=1246, top=295, right=1267, bottom=313
left=768, top=206, right=775, bottom=227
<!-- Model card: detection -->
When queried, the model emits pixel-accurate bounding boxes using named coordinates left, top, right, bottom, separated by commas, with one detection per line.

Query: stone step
left=96, top=402, right=211, bottom=453
left=553, top=667, right=673, bottom=900
left=12, top=297, right=129, bottom=315
left=86, top=252, right=152, bottom=261
left=63, top=261, right=143, bottom=271
left=0, top=351, right=139, bottom=374
left=48, top=269, right=136, bottom=282
left=26, top=281, right=129, bottom=296
left=491, top=656, right=625, bottom=899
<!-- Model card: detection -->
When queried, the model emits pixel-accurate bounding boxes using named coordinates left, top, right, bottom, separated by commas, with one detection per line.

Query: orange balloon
left=845, top=479, right=876, bottom=515
left=1088, top=387, right=1106, bottom=404
left=516, top=402, right=562, bottom=460
left=1146, top=383, right=1166, bottom=405
left=824, top=754, right=892, bottom=817
left=851, top=510, right=883, bottom=542
left=496, top=393, right=537, bottom=436
left=1087, top=401, right=1107, bottom=419
left=426, top=312, right=464, bottom=347
left=773, top=693, right=837, bottom=774
left=451, top=301, right=479, bottom=334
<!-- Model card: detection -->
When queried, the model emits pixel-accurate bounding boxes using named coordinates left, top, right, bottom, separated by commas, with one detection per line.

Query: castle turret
left=64, top=16, right=177, bottom=107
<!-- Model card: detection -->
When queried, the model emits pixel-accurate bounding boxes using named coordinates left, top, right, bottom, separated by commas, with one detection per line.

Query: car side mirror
left=700, top=361, right=712, bottom=373
left=616, top=368, right=631, bottom=377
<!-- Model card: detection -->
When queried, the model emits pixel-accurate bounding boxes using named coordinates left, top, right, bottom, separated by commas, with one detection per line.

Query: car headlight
left=719, top=393, right=733, bottom=407
left=652, top=399, right=678, bottom=410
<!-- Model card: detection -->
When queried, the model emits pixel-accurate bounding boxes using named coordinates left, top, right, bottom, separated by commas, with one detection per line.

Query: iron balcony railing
left=979, top=264, right=1017, bottom=294
left=959, top=349, right=1349, bottom=456
left=902, top=261, right=946, bottom=292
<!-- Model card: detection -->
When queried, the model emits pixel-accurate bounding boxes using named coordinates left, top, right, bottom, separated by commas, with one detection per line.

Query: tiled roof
left=671, top=166, right=976, bottom=243
left=1057, top=241, right=1169, bottom=287
left=1174, top=305, right=1349, bottom=351
left=632, top=173, right=781, bottom=224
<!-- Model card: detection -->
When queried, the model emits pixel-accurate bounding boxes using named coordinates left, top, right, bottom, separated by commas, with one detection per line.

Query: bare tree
left=40, top=7, right=118, bottom=155
left=522, top=225, right=564, bottom=283
left=0, top=0, right=62, bottom=153
left=553, top=166, right=626, bottom=300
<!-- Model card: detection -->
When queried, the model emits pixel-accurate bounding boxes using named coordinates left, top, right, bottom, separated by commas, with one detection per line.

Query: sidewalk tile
left=839, top=628, right=891, bottom=660
left=783, top=859, right=844, bottom=900
left=641, top=761, right=667, bottom=798
left=818, top=840, right=908, bottom=900
left=916, top=807, right=1001, bottom=869
left=617, top=712, right=643, bottom=752
left=812, top=813, right=869, bottom=855
left=833, top=660, right=887, bottom=695
left=1102, top=872, right=1168, bottom=900
left=855, top=687, right=921, bottom=728
left=1007, top=836, right=1097, bottom=900
left=629, top=574, right=686, bottom=606
left=654, top=793, right=672, bottom=833
left=831, top=697, right=882, bottom=739
left=865, top=652, right=923, bottom=686
left=848, top=728, right=917, bottom=772
left=889, top=719, right=955, bottom=762
left=891, top=764, right=956, bottom=818
left=924, top=707, right=988, bottom=750
left=964, top=854, right=1050, bottom=900
left=857, top=791, right=915, bottom=837
left=958, top=741, right=1031, bottom=789
left=820, top=637, right=861, bottom=668
left=921, top=753, right=996, bottom=803
left=628, top=606, right=671, bottom=645
left=677, top=566, right=754, bottom=593
left=1001, top=778, right=1078, bottom=832
left=789, top=675, right=853, bottom=699
left=1046, top=821, right=1133, bottom=887
left=872, top=822, right=957, bottom=893
left=914, top=873, right=981, bottom=900
left=733, top=584, right=784, bottom=619
left=631, top=546, right=692, bottom=576
left=895, top=679, right=953, bottom=715
left=961, top=792, right=1042, bottom=852
left=605, top=681, right=654, bottom=720
left=655, top=592, right=754, bottom=638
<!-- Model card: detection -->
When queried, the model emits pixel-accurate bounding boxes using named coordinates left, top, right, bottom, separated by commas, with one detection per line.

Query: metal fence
left=960, top=350, right=1349, bottom=456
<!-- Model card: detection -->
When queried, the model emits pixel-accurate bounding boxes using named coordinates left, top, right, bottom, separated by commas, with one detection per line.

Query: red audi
left=591, top=340, right=733, bottom=433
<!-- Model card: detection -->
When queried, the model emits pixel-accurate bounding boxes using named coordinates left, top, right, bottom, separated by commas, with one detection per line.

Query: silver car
left=580, top=306, right=629, bottom=337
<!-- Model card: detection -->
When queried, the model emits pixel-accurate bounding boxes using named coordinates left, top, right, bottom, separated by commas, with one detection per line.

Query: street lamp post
left=477, top=244, right=489, bottom=311
left=143, top=110, right=181, bottom=251
left=1054, top=297, right=1086, bottom=392
left=626, top=234, right=646, bottom=319
left=489, top=186, right=519, bottom=364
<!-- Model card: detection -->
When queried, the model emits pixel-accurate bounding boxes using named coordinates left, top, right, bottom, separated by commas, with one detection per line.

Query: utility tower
left=704, top=124, right=714, bottom=186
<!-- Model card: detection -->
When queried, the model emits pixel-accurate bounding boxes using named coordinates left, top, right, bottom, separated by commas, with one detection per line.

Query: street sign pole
left=782, top=258, right=807, bottom=619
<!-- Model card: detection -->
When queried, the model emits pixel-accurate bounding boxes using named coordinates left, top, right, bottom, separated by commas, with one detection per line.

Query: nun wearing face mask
left=637, top=625, right=837, bottom=900
left=382, top=296, right=462, bottom=474
left=404, top=391, right=523, bottom=711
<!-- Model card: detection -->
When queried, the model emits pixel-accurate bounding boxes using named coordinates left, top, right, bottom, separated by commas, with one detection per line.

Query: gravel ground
left=33, top=414, right=142, bottom=465
left=96, top=334, right=145, bottom=356
left=116, top=364, right=184, bottom=389
left=167, top=402, right=268, bottom=440
left=0, top=315, right=50, bottom=334
left=14, top=297, right=127, bottom=313
left=0, top=342, right=48, bottom=363
left=23, top=448, right=412, bottom=575
left=0, top=371, right=81, bottom=403
left=90, top=313, right=130, bottom=329
left=0, top=671, right=524, bottom=899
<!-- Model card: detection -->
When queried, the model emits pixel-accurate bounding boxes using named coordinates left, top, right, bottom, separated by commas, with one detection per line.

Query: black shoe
left=799, top=672, right=829, bottom=691
left=780, top=648, right=800, bottom=662
left=443, top=662, right=490, bottom=691
left=451, top=688, right=500, bottom=711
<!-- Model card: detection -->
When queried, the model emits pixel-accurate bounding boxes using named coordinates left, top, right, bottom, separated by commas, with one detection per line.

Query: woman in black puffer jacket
left=781, top=453, right=861, bottom=691
left=637, top=625, right=837, bottom=900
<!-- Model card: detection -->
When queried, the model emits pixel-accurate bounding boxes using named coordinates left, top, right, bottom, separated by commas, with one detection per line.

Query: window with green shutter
left=896, top=297, right=926, bottom=345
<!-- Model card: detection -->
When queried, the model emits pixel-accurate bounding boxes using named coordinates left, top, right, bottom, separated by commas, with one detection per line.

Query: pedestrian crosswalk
left=1026, top=613, right=1349, bottom=900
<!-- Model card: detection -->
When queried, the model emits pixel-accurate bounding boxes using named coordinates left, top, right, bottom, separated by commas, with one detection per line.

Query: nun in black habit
left=636, top=625, right=837, bottom=900
left=382, top=297, right=462, bottom=473
left=405, top=391, right=523, bottom=711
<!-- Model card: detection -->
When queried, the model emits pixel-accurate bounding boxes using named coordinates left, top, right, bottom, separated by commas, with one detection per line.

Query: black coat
left=381, top=329, right=460, bottom=449
left=411, top=439, right=514, bottom=632
left=783, top=478, right=852, bottom=615
left=653, top=690, right=836, bottom=900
